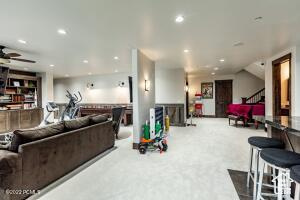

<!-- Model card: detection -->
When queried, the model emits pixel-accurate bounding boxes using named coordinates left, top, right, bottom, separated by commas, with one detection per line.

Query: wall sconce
left=87, top=83, right=95, bottom=90
left=118, top=81, right=125, bottom=87
left=185, top=85, right=189, bottom=92
left=145, top=80, right=150, bottom=91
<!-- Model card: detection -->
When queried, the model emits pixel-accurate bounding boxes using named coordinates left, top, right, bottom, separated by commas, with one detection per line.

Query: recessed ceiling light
left=183, top=49, right=189, bottom=53
left=50, top=64, right=55, bottom=67
left=83, top=60, right=89, bottom=63
left=175, top=15, right=184, bottom=23
left=18, top=39, right=27, bottom=44
left=114, top=69, right=118, bottom=73
left=114, top=56, right=119, bottom=60
left=57, top=29, right=67, bottom=35
left=205, top=65, right=211, bottom=68
left=65, top=74, right=69, bottom=77
left=211, top=72, right=216, bottom=75
left=219, top=59, right=225, bottom=62
left=88, top=72, right=92, bottom=75
left=214, top=67, right=219, bottom=71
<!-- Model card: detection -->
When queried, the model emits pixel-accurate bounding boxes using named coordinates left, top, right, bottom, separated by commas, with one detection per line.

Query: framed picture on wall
left=201, top=82, right=213, bottom=99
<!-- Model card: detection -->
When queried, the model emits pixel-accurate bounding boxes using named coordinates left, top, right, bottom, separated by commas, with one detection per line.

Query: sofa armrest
left=0, top=150, right=21, bottom=175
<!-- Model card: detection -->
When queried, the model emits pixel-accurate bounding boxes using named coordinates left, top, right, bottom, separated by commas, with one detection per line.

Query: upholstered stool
left=247, top=137, right=284, bottom=199
left=257, top=149, right=300, bottom=200
left=290, top=165, right=300, bottom=200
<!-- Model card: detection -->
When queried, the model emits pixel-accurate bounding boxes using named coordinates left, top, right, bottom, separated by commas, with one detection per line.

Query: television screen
left=0, top=66, right=9, bottom=95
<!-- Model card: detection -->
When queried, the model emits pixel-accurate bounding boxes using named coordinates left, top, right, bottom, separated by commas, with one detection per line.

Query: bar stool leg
left=278, top=169, right=283, bottom=200
left=285, top=170, right=291, bottom=200
left=253, top=150, right=259, bottom=199
left=295, top=182, right=300, bottom=200
left=257, top=161, right=265, bottom=200
left=272, top=168, right=277, bottom=194
left=247, top=146, right=254, bottom=187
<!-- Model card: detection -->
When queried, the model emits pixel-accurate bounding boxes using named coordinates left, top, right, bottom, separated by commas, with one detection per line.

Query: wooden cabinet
left=0, top=108, right=43, bottom=133
left=0, top=112, right=9, bottom=133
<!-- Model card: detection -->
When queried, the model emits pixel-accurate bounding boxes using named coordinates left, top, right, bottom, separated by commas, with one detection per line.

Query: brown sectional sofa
left=0, top=115, right=115, bottom=200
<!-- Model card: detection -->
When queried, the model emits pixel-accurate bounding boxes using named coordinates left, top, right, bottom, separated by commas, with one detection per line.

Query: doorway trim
left=272, top=53, right=292, bottom=116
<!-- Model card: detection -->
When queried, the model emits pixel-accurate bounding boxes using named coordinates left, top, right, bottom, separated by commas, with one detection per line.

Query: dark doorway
left=215, top=80, right=233, bottom=118
left=272, top=53, right=291, bottom=116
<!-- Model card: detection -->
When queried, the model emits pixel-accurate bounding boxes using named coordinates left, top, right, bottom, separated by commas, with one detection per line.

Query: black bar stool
left=247, top=137, right=284, bottom=200
left=257, top=148, right=300, bottom=200
left=290, top=165, right=300, bottom=200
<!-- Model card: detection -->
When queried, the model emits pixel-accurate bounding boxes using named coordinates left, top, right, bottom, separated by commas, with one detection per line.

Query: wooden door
left=215, top=80, right=233, bottom=118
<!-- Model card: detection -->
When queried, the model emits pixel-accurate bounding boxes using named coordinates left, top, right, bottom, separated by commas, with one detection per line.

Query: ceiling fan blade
left=11, top=58, right=36, bottom=63
left=5, top=53, right=21, bottom=58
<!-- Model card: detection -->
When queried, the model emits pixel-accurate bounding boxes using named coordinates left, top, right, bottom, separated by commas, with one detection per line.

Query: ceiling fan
left=0, top=45, right=36, bottom=64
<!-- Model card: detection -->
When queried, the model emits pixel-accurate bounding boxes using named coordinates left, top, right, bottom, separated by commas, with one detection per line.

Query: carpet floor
left=35, top=118, right=266, bottom=200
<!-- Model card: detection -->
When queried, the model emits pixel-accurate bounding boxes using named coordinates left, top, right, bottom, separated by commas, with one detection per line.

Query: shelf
left=0, top=101, right=35, bottom=104
left=6, top=86, right=37, bottom=89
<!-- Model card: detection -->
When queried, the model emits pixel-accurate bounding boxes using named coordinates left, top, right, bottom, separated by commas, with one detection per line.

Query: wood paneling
left=0, top=108, right=43, bottom=133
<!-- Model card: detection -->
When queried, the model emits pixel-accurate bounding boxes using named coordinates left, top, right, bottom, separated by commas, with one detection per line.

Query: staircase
left=246, top=88, right=265, bottom=104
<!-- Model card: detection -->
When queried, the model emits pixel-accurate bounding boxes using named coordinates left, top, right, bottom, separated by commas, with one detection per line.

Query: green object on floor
left=155, top=121, right=162, bottom=135
left=143, top=124, right=150, bottom=139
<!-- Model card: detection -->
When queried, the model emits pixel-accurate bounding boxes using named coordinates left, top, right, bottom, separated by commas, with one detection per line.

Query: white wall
left=132, top=49, right=155, bottom=146
left=53, top=72, right=131, bottom=104
left=265, top=46, right=300, bottom=116
left=233, top=70, right=265, bottom=103
left=155, top=67, right=185, bottom=104
left=188, top=70, right=264, bottom=116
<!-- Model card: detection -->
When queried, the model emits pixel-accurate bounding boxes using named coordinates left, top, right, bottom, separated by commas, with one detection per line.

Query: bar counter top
left=265, top=115, right=300, bottom=134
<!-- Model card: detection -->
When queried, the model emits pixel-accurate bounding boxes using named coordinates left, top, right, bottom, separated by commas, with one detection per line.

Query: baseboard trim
left=202, top=115, right=216, bottom=118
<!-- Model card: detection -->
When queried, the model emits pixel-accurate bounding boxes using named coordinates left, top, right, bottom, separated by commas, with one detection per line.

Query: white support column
left=38, top=71, right=54, bottom=120
left=132, top=49, right=155, bottom=148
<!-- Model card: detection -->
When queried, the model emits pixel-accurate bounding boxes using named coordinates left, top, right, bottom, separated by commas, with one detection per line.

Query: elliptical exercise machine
left=60, top=90, right=82, bottom=121
left=44, top=102, right=59, bottom=125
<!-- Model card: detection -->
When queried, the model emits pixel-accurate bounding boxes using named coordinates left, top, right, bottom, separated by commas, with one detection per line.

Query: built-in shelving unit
left=0, top=69, right=41, bottom=110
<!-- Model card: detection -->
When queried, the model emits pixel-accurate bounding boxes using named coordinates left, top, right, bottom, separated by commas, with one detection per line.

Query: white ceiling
left=1, top=0, right=300, bottom=78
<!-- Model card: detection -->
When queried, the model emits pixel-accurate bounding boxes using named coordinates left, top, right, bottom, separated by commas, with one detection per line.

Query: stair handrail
left=246, top=88, right=265, bottom=104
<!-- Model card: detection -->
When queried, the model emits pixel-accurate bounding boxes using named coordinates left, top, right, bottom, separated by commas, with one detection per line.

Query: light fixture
left=185, top=85, right=189, bottom=92
left=87, top=83, right=95, bottom=90
left=18, top=39, right=27, bottom=44
left=214, top=67, right=219, bottom=71
left=114, top=56, right=119, bottom=60
left=88, top=72, right=92, bottom=75
left=24, top=67, right=28, bottom=71
left=145, top=80, right=150, bottom=91
left=50, top=64, right=55, bottom=67
left=219, top=59, right=225, bottom=62
left=57, top=29, right=67, bottom=35
left=118, top=81, right=125, bottom=87
left=65, top=74, right=69, bottom=77
left=184, top=49, right=189, bottom=53
left=175, top=15, right=184, bottom=23
left=83, top=60, right=89, bottom=63
left=211, top=72, right=216, bottom=75
left=114, top=69, right=119, bottom=73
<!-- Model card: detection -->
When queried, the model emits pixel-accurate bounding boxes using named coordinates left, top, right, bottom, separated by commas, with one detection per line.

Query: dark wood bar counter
left=266, top=116, right=300, bottom=152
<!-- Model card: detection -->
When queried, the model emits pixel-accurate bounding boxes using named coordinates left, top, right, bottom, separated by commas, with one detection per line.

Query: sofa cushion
left=89, top=114, right=108, bottom=125
left=0, top=150, right=20, bottom=175
left=64, top=116, right=90, bottom=131
left=9, top=122, right=65, bottom=152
